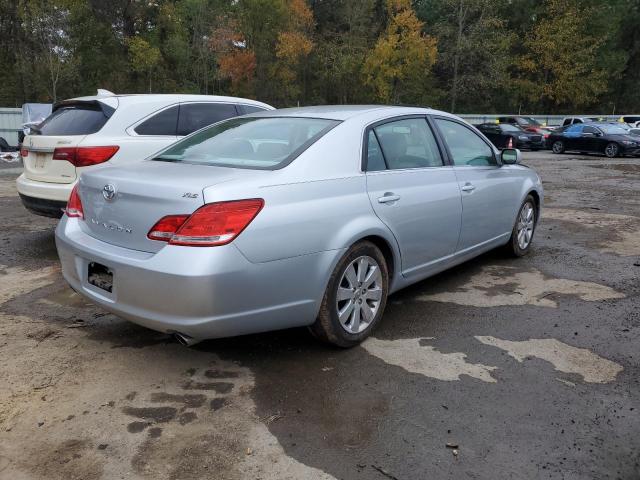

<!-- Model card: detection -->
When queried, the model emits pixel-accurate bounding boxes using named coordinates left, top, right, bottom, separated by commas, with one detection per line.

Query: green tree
left=363, top=0, right=437, bottom=104
left=311, top=0, right=381, bottom=104
left=417, top=0, right=514, bottom=113
left=515, top=0, right=608, bottom=111
left=126, top=37, right=161, bottom=93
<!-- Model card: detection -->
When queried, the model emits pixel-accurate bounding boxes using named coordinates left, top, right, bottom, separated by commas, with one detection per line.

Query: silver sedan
left=55, top=106, right=543, bottom=347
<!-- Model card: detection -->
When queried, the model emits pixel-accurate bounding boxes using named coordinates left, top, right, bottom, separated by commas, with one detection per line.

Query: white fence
left=457, top=114, right=620, bottom=127
left=0, top=108, right=22, bottom=146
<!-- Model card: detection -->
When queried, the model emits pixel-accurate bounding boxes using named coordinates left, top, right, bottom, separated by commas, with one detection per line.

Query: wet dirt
left=0, top=153, right=639, bottom=479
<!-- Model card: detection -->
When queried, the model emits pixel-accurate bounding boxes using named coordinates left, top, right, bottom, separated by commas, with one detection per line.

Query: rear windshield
left=153, top=117, right=339, bottom=169
left=34, top=103, right=111, bottom=136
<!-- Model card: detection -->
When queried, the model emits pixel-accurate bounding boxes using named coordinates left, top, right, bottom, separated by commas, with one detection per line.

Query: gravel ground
left=0, top=151, right=638, bottom=479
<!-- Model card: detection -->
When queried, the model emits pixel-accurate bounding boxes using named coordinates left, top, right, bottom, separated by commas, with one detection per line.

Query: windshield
left=501, top=124, right=522, bottom=132
left=153, top=117, right=339, bottom=169
left=599, top=125, right=630, bottom=135
left=521, top=117, right=542, bottom=126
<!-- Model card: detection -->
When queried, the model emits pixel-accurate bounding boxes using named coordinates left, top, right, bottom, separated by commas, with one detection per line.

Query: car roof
left=245, top=105, right=441, bottom=121
left=66, top=93, right=273, bottom=109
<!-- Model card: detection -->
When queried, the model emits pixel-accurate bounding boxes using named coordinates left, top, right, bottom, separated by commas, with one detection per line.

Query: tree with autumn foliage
left=363, top=0, right=437, bottom=105
left=515, top=0, right=609, bottom=110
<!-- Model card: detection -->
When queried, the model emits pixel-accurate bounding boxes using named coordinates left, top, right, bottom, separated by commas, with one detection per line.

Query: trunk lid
left=78, top=161, right=259, bottom=253
left=22, top=134, right=81, bottom=183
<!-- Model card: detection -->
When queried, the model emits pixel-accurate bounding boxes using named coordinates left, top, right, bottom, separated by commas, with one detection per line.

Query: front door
left=364, top=117, right=462, bottom=278
left=433, top=117, right=522, bottom=253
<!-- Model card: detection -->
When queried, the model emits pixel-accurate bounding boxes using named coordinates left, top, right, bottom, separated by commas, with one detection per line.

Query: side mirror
left=501, top=148, right=521, bottom=165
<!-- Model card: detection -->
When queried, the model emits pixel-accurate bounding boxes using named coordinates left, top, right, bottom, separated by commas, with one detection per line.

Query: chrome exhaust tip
left=172, top=332, right=201, bottom=347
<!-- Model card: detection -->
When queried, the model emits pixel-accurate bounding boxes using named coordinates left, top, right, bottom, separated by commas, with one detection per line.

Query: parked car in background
left=55, top=105, right=543, bottom=347
left=19, top=103, right=53, bottom=144
left=17, top=91, right=273, bottom=217
left=549, top=123, right=640, bottom=158
left=497, top=116, right=555, bottom=145
left=619, top=115, right=640, bottom=128
left=475, top=123, right=544, bottom=150
left=560, top=116, right=602, bottom=126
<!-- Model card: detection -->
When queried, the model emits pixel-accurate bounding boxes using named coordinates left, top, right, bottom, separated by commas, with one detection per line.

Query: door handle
left=461, top=183, right=476, bottom=192
left=378, top=193, right=401, bottom=204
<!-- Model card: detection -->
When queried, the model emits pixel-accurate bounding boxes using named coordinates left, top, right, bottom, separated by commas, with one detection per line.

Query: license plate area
left=88, top=262, right=113, bottom=293
left=34, top=153, right=47, bottom=169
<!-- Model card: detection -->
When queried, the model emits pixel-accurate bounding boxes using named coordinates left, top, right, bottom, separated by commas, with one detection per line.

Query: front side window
left=135, top=106, right=179, bottom=136
left=565, top=124, right=584, bottom=135
left=177, top=103, right=238, bottom=136
left=153, top=116, right=339, bottom=169
left=583, top=126, right=599, bottom=134
left=371, top=118, right=443, bottom=170
left=240, top=105, right=268, bottom=115
left=435, top=118, right=496, bottom=166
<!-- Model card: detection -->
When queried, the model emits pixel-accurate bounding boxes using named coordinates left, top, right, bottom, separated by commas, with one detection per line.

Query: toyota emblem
left=102, top=184, right=117, bottom=201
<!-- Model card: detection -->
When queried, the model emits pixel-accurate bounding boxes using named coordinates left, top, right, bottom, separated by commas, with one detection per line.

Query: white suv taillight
left=147, top=199, right=264, bottom=247
left=53, top=146, right=119, bottom=167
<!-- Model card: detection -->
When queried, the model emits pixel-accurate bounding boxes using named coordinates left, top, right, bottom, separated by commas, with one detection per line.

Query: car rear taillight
left=20, top=148, right=28, bottom=157
left=147, top=215, right=190, bottom=241
left=65, top=184, right=84, bottom=219
left=147, top=199, right=264, bottom=247
left=53, top=146, right=119, bottom=167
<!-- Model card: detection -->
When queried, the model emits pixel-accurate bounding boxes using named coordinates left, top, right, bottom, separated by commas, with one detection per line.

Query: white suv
left=17, top=91, right=273, bottom=217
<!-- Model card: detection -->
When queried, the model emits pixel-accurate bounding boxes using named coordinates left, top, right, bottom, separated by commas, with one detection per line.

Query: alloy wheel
left=552, top=141, right=564, bottom=154
left=336, top=255, right=383, bottom=334
left=605, top=143, right=618, bottom=158
left=517, top=202, right=535, bottom=250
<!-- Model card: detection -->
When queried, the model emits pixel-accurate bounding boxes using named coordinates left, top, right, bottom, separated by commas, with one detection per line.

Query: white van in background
left=17, top=91, right=273, bottom=217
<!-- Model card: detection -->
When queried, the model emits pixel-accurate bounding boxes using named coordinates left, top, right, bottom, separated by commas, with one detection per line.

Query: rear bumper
left=19, top=193, right=66, bottom=218
left=55, top=216, right=342, bottom=340
left=16, top=173, right=74, bottom=202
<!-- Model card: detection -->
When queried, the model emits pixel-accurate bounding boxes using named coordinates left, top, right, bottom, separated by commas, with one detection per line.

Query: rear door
left=23, top=103, right=112, bottom=183
left=365, top=116, right=462, bottom=278
left=433, top=117, right=521, bottom=252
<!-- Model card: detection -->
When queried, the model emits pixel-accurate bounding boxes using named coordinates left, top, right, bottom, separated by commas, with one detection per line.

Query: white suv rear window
left=35, top=104, right=111, bottom=136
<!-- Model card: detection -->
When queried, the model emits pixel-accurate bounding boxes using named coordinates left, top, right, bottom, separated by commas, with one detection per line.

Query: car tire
left=505, top=195, right=537, bottom=257
left=309, top=241, right=389, bottom=348
left=552, top=140, right=565, bottom=154
left=604, top=142, right=619, bottom=158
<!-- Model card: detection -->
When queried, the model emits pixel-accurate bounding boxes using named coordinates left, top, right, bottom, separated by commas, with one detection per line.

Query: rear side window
left=370, top=118, right=443, bottom=170
left=36, top=105, right=109, bottom=136
left=240, top=104, right=268, bottom=115
left=135, top=106, right=179, bottom=136
left=177, top=103, right=239, bottom=136
left=562, top=119, right=572, bottom=126
left=435, top=118, right=496, bottom=166
left=366, top=131, right=386, bottom=171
